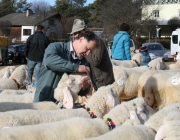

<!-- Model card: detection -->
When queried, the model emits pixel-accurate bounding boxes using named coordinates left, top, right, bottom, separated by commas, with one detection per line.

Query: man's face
left=74, top=37, right=96, bottom=58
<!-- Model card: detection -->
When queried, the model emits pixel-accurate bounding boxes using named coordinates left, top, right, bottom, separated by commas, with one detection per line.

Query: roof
left=0, top=12, right=60, bottom=26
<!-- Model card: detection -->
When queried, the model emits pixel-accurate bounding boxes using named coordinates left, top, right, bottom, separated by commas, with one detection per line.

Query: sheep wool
left=155, top=111, right=180, bottom=140
left=0, top=89, right=31, bottom=95
left=0, top=108, right=91, bottom=128
left=0, top=117, right=109, bottom=140
left=0, top=65, right=27, bottom=90
left=103, top=97, right=155, bottom=128
left=148, top=58, right=167, bottom=70
left=84, top=125, right=156, bottom=140
left=0, top=92, right=34, bottom=103
left=85, top=85, right=120, bottom=118
left=0, top=101, right=60, bottom=112
left=145, top=103, right=180, bottom=132
left=111, top=59, right=138, bottom=68
left=112, top=66, right=149, bottom=101
left=0, top=66, right=15, bottom=78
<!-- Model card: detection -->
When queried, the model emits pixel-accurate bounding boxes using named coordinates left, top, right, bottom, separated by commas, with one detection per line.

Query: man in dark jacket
left=25, top=24, right=50, bottom=87
left=70, top=19, right=115, bottom=91
left=34, top=31, right=97, bottom=102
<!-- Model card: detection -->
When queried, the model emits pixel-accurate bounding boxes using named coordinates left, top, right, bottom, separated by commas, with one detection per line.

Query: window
left=23, top=29, right=31, bottom=35
left=172, top=35, right=178, bottom=44
left=154, top=10, right=159, bottom=18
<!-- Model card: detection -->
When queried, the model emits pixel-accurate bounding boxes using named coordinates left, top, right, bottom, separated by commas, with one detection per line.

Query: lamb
left=54, top=73, right=89, bottom=109
left=144, top=102, right=180, bottom=132
left=0, top=66, right=16, bottom=78
left=0, top=117, right=109, bottom=140
left=84, top=125, right=156, bottom=140
left=112, top=65, right=149, bottom=101
left=111, top=53, right=143, bottom=67
left=85, top=85, right=120, bottom=118
left=0, top=101, right=60, bottom=112
left=0, top=65, right=28, bottom=90
left=155, top=111, right=180, bottom=140
left=148, top=58, right=167, bottom=70
left=0, top=108, right=91, bottom=128
left=0, top=92, right=34, bottom=103
left=103, top=97, right=155, bottom=128
left=167, top=60, right=180, bottom=70
left=142, top=71, right=180, bottom=110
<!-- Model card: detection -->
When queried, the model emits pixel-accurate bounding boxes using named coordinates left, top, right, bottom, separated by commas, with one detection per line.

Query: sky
left=27, top=0, right=95, bottom=6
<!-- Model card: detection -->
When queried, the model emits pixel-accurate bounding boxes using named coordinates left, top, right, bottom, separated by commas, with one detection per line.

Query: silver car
left=141, top=42, right=169, bottom=61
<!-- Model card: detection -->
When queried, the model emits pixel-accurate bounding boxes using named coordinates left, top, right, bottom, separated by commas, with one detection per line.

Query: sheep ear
left=62, top=73, right=69, bottom=80
left=144, top=104, right=155, bottom=117
left=106, top=94, right=114, bottom=113
left=129, top=110, right=139, bottom=120
left=155, top=125, right=164, bottom=140
left=63, top=87, right=73, bottom=109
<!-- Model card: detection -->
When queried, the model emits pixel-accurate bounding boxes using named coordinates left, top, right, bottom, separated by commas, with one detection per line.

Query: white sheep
left=0, top=66, right=16, bottom=78
left=167, top=61, right=180, bottom=70
left=112, top=65, right=149, bottom=101
left=0, top=89, right=32, bottom=95
left=162, top=73, right=180, bottom=108
left=155, top=111, right=180, bottom=140
left=85, top=84, right=120, bottom=118
left=111, top=53, right=143, bottom=67
left=148, top=58, right=167, bottom=70
left=145, top=102, right=180, bottom=132
left=0, top=101, right=60, bottom=112
left=103, top=97, right=155, bottom=128
left=54, top=73, right=89, bottom=109
left=143, top=71, right=180, bottom=110
left=0, top=108, right=91, bottom=128
left=0, top=65, right=28, bottom=90
left=0, top=92, right=34, bottom=103
left=0, top=117, right=109, bottom=140
left=84, top=125, right=156, bottom=140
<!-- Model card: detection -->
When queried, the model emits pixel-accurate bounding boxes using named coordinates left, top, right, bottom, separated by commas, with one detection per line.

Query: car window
left=154, top=45, right=163, bottom=50
left=8, top=46, right=15, bottom=53
left=18, top=46, right=25, bottom=51
left=130, top=40, right=133, bottom=48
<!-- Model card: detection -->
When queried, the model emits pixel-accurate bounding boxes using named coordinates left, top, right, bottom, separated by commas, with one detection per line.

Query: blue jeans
left=27, top=59, right=42, bottom=87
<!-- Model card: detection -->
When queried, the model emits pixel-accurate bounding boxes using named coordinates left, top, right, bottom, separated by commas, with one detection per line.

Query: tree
left=55, top=0, right=89, bottom=38
left=89, top=0, right=155, bottom=40
left=167, top=17, right=180, bottom=31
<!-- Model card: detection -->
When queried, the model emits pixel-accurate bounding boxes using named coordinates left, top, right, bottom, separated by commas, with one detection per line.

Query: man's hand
left=77, top=65, right=90, bottom=76
left=81, top=77, right=91, bottom=90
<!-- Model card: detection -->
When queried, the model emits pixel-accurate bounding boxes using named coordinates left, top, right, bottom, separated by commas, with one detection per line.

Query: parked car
left=8, top=44, right=26, bottom=64
left=141, top=42, right=169, bottom=61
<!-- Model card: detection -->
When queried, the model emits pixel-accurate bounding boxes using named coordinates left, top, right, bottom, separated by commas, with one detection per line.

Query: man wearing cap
left=70, top=19, right=114, bottom=91
left=34, top=31, right=97, bottom=102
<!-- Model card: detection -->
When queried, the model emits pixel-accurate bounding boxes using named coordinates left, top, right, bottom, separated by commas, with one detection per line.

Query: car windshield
left=8, top=46, right=16, bottom=53
left=148, top=44, right=163, bottom=50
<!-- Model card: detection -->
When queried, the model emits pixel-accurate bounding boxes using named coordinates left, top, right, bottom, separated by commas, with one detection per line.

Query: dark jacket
left=85, top=39, right=115, bottom=91
left=25, top=31, right=50, bottom=62
left=33, top=42, right=89, bottom=102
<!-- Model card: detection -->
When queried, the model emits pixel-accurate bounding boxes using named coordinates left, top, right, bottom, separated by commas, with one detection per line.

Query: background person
left=111, top=22, right=131, bottom=60
left=70, top=19, right=114, bottom=91
left=139, top=46, right=151, bottom=66
left=25, top=24, right=50, bottom=88
left=33, top=31, right=97, bottom=103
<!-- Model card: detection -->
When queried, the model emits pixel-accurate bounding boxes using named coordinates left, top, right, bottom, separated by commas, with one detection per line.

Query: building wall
left=21, top=26, right=35, bottom=42
left=142, top=4, right=180, bottom=25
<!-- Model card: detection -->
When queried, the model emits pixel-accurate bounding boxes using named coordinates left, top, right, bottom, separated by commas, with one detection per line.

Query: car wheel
left=20, top=57, right=26, bottom=64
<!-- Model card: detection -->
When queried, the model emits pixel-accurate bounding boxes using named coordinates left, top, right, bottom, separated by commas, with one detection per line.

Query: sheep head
left=54, top=73, right=89, bottom=109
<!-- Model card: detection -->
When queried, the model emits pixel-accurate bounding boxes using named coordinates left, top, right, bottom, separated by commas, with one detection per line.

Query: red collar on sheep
left=104, top=118, right=116, bottom=130
left=86, top=107, right=97, bottom=118
left=12, top=78, right=20, bottom=89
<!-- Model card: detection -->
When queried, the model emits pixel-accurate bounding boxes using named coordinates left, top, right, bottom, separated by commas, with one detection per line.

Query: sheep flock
left=0, top=54, right=180, bottom=140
